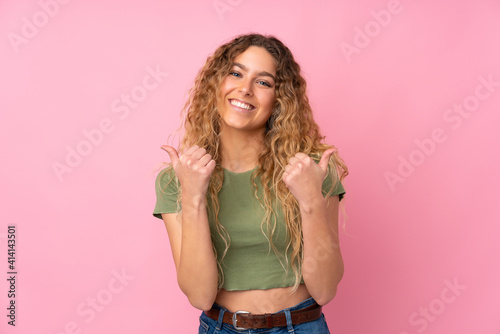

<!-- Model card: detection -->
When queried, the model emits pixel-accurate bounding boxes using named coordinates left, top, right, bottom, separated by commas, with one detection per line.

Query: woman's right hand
left=161, top=145, right=216, bottom=198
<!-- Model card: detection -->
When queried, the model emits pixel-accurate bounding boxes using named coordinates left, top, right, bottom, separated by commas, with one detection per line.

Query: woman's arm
left=161, top=200, right=218, bottom=311
left=282, top=147, right=344, bottom=306
left=300, top=195, right=344, bottom=306
left=161, top=145, right=219, bottom=311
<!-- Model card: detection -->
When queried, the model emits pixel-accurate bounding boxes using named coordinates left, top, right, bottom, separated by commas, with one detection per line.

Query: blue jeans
left=198, top=297, right=331, bottom=333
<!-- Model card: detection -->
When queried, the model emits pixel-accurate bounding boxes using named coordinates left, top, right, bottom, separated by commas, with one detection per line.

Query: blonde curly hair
left=158, top=33, right=348, bottom=292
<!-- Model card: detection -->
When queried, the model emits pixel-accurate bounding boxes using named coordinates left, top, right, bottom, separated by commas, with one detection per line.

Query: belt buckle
left=232, top=310, right=250, bottom=330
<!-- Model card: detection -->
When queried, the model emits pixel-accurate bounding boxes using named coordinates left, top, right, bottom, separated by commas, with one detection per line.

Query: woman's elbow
left=315, top=286, right=338, bottom=306
left=186, top=295, right=216, bottom=311
left=315, top=273, right=344, bottom=306
left=178, top=281, right=217, bottom=311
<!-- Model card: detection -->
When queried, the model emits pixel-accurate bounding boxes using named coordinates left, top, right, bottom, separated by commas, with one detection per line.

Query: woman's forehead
left=231, top=46, right=277, bottom=76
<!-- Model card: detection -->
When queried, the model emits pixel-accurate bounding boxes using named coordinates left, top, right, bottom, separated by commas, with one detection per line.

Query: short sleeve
left=153, top=167, right=180, bottom=219
left=321, top=162, right=346, bottom=202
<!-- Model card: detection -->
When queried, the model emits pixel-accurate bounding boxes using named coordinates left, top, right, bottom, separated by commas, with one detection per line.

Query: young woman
left=153, top=33, right=348, bottom=333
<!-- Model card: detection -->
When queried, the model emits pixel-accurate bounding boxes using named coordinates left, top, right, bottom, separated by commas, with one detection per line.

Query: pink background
left=1, top=0, right=499, bottom=333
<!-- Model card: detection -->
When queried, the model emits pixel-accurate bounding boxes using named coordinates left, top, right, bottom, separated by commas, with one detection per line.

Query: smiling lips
left=229, top=99, right=256, bottom=111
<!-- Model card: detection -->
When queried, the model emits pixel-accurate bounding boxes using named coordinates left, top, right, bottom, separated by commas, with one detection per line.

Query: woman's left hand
left=282, top=148, right=337, bottom=205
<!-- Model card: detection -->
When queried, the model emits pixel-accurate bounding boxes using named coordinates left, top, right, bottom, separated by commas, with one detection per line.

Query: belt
left=203, top=302, right=322, bottom=330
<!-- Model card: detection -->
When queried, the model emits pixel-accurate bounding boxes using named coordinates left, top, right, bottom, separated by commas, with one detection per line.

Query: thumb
left=160, top=145, right=179, bottom=164
left=318, top=147, right=337, bottom=171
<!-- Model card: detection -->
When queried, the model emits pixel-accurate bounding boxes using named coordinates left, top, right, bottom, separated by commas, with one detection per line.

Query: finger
left=183, top=144, right=200, bottom=156
left=198, top=153, right=213, bottom=167
left=284, top=164, right=293, bottom=173
left=319, top=148, right=337, bottom=171
left=190, top=147, right=207, bottom=161
left=294, top=152, right=309, bottom=160
left=288, top=157, right=300, bottom=165
left=206, top=159, right=216, bottom=172
left=282, top=172, right=290, bottom=186
left=161, top=145, right=179, bottom=164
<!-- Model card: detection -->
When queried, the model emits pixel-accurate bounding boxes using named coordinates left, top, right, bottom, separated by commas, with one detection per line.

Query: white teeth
left=230, top=99, right=253, bottom=110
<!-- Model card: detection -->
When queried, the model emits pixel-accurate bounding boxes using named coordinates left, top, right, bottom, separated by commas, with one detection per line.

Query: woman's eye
left=229, top=71, right=241, bottom=77
left=257, top=80, right=271, bottom=87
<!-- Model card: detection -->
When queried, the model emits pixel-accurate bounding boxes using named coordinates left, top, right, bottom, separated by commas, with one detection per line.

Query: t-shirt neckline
left=222, top=165, right=258, bottom=175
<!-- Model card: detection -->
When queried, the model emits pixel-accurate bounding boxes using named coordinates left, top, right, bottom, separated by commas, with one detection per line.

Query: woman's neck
left=219, top=127, right=265, bottom=173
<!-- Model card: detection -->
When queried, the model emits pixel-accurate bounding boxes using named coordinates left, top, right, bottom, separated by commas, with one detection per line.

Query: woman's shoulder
left=155, top=165, right=178, bottom=189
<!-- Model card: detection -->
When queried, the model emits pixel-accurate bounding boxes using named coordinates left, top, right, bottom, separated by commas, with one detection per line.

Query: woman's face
left=217, top=46, right=277, bottom=134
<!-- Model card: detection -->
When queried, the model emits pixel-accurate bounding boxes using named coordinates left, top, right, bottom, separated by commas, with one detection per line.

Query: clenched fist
left=161, top=145, right=216, bottom=198
left=282, top=148, right=337, bottom=205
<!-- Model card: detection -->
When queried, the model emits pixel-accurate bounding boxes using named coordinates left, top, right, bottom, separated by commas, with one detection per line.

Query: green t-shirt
left=153, top=163, right=345, bottom=291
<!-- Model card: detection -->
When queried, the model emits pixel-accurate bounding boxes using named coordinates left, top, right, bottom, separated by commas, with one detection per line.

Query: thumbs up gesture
left=161, top=144, right=216, bottom=198
left=282, top=147, right=337, bottom=205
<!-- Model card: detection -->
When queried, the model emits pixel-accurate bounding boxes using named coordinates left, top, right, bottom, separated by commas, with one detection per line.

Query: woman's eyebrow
left=233, top=62, right=276, bottom=82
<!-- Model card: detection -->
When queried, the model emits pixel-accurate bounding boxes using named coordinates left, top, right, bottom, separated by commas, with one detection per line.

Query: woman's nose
left=238, top=78, right=253, bottom=96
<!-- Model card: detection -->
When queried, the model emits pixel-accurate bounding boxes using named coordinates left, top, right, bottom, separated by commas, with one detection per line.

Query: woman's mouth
left=229, top=99, right=256, bottom=111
